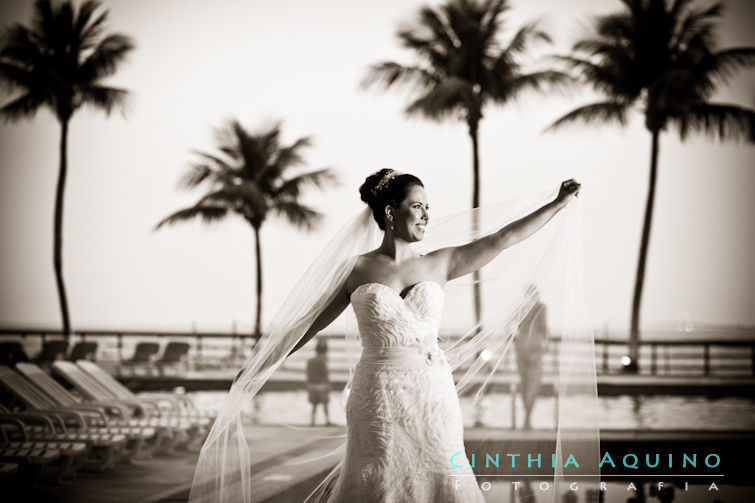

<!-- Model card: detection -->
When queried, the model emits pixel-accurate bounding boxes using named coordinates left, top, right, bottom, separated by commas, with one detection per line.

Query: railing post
left=703, top=343, right=710, bottom=376
left=602, top=342, right=609, bottom=373
left=650, top=343, right=657, bottom=375
left=510, top=381, right=517, bottom=430
left=601, top=324, right=609, bottom=374
left=117, top=333, right=123, bottom=362
left=197, top=334, right=203, bottom=369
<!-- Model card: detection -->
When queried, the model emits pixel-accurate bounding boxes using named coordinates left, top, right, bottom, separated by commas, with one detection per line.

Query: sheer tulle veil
left=189, top=186, right=600, bottom=502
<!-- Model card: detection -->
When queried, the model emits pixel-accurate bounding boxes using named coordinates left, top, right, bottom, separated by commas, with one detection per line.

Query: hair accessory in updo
left=372, top=170, right=400, bottom=198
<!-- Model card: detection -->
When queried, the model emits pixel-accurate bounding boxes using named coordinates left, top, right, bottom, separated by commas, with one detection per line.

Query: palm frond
left=670, top=0, right=695, bottom=19
left=494, top=70, right=572, bottom=103
left=361, top=62, right=437, bottom=92
left=0, top=91, right=45, bottom=121
left=503, top=21, right=551, bottom=57
left=32, top=0, right=56, bottom=46
left=572, top=37, right=622, bottom=57
left=77, top=85, right=128, bottom=115
left=191, top=150, right=236, bottom=170
left=183, top=152, right=237, bottom=189
left=674, top=2, right=722, bottom=51
left=703, top=47, right=755, bottom=84
left=674, top=103, right=755, bottom=142
left=271, top=201, right=322, bottom=231
left=546, top=101, right=629, bottom=132
left=180, top=163, right=215, bottom=189
left=415, top=6, right=457, bottom=52
left=274, top=169, right=337, bottom=200
left=78, top=33, right=135, bottom=82
left=397, top=8, right=453, bottom=69
left=154, top=205, right=229, bottom=230
left=271, top=136, right=313, bottom=176
left=0, top=24, right=40, bottom=64
left=648, top=67, right=713, bottom=114
left=478, top=0, right=509, bottom=46
left=553, top=54, right=637, bottom=100
left=594, top=12, right=633, bottom=41
left=75, top=1, right=108, bottom=49
left=197, top=185, right=267, bottom=208
left=404, top=77, right=473, bottom=120
left=0, top=61, right=34, bottom=91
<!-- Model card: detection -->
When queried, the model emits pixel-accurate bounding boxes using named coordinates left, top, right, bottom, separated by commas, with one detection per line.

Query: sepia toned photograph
left=0, top=0, right=753, bottom=502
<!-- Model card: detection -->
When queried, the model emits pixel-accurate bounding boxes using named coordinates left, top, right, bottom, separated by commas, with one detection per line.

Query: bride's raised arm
left=287, top=281, right=352, bottom=356
left=253, top=282, right=350, bottom=374
left=432, top=179, right=581, bottom=281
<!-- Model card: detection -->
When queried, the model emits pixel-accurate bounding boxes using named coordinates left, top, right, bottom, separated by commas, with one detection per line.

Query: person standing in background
left=307, top=338, right=332, bottom=426
left=515, top=284, right=549, bottom=430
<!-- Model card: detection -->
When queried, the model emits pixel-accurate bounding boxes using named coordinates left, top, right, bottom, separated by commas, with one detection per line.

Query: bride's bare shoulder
left=345, top=253, right=382, bottom=291
left=355, top=249, right=386, bottom=266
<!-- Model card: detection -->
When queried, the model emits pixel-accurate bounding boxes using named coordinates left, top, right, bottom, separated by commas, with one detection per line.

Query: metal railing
left=1, top=327, right=754, bottom=377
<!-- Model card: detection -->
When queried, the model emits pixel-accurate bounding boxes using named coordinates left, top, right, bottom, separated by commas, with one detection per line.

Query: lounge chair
left=155, top=341, right=191, bottom=375
left=0, top=341, right=28, bottom=366
left=119, top=342, right=160, bottom=376
left=69, top=342, right=98, bottom=361
left=0, top=365, right=131, bottom=469
left=13, top=363, right=171, bottom=457
left=50, top=361, right=199, bottom=449
left=77, top=360, right=213, bottom=421
left=36, top=340, right=68, bottom=362
left=0, top=422, right=64, bottom=484
left=0, top=407, right=88, bottom=481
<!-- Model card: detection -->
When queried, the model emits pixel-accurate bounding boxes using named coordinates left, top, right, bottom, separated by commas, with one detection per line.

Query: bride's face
left=390, top=184, right=429, bottom=242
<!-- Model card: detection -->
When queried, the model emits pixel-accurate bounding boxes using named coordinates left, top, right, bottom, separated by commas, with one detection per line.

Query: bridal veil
left=189, top=186, right=600, bottom=502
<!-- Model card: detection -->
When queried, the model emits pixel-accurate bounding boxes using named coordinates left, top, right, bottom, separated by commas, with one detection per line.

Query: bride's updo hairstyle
left=359, top=169, right=424, bottom=230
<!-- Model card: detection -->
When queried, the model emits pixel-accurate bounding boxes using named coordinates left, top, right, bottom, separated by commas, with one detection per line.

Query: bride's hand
left=557, top=179, right=581, bottom=205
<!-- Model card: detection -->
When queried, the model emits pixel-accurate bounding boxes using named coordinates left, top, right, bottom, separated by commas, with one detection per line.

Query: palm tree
left=155, top=120, right=336, bottom=339
left=0, top=0, right=134, bottom=338
left=549, top=0, right=755, bottom=371
left=363, top=0, right=568, bottom=324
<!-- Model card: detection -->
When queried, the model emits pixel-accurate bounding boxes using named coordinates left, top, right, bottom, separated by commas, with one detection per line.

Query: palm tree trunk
left=253, top=226, right=263, bottom=340
left=629, top=128, right=660, bottom=372
left=55, top=119, right=72, bottom=339
left=468, top=122, right=483, bottom=331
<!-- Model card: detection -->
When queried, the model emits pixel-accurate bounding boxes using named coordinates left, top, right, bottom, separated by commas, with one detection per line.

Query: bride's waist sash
left=359, top=345, right=445, bottom=366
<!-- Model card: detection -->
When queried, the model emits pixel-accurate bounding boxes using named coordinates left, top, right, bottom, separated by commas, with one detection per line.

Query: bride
left=190, top=169, right=593, bottom=503
left=290, top=169, right=579, bottom=502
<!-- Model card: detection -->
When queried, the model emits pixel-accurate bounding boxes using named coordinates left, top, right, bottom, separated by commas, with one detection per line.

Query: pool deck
left=11, top=426, right=753, bottom=503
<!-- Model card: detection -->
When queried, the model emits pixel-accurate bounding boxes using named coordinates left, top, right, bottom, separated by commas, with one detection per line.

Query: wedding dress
left=327, top=281, right=484, bottom=502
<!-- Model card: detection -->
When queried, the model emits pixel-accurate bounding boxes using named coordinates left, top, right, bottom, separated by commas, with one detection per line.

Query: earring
left=388, top=216, right=395, bottom=231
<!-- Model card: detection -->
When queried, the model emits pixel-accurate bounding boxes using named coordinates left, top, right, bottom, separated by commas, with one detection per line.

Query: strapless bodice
left=350, top=281, right=445, bottom=365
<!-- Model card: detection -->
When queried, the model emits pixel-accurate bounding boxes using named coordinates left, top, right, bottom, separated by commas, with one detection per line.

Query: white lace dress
left=328, top=281, right=485, bottom=502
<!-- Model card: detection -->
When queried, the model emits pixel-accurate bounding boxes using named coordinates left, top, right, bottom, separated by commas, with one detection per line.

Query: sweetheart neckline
left=350, top=280, right=443, bottom=301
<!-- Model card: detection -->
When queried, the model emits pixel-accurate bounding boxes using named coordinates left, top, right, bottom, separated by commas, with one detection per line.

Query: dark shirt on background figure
left=306, top=338, right=332, bottom=426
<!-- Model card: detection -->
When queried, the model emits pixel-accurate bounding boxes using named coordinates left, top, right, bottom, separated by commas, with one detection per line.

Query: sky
left=0, top=0, right=753, bottom=333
